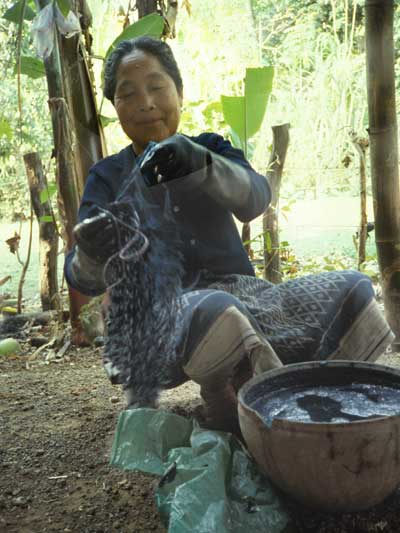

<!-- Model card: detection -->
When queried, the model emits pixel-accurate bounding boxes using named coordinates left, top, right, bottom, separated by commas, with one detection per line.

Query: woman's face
left=114, top=49, right=183, bottom=154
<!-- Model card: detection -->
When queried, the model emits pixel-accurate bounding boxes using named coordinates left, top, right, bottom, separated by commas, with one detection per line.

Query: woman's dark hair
left=103, top=36, right=183, bottom=102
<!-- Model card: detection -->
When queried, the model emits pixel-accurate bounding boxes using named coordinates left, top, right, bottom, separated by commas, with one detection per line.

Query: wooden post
left=23, top=152, right=59, bottom=311
left=263, top=123, right=290, bottom=283
left=16, top=208, right=34, bottom=314
left=350, top=132, right=369, bottom=269
left=365, top=0, right=400, bottom=343
left=136, top=0, right=158, bottom=17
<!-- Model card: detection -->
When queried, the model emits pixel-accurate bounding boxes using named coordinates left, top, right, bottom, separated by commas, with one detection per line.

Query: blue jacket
left=64, top=133, right=271, bottom=295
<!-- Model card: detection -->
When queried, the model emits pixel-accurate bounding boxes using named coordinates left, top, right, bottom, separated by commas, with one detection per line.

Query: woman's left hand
left=139, top=134, right=209, bottom=186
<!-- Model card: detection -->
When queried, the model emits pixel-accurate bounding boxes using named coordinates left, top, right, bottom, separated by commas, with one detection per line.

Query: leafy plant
left=221, top=66, right=274, bottom=156
left=104, top=13, right=164, bottom=62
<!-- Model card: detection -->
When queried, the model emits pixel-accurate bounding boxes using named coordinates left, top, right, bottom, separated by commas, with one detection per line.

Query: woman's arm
left=64, top=171, right=116, bottom=296
left=198, top=141, right=271, bottom=222
left=139, top=133, right=271, bottom=222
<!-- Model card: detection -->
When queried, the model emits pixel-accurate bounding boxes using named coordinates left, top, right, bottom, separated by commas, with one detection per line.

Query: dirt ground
left=1, top=317, right=400, bottom=532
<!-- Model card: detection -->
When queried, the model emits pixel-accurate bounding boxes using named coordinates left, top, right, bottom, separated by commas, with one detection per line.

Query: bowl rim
left=237, top=360, right=400, bottom=429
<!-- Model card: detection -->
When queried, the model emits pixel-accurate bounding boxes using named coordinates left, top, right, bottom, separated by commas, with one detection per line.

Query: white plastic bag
left=54, top=4, right=80, bottom=37
left=31, top=2, right=81, bottom=59
left=31, top=3, right=55, bottom=59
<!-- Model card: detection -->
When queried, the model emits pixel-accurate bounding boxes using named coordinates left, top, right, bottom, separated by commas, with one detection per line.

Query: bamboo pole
left=365, top=0, right=400, bottom=343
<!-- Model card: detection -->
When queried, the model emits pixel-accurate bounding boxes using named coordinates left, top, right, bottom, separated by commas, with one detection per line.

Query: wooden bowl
left=238, top=361, right=400, bottom=512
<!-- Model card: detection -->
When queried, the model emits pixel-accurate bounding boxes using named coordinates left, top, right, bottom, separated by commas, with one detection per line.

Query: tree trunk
left=137, top=0, right=159, bottom=17
left=365, top=0, right=400, bottom=343
left=263, top=124, right=290, bottom=283
left=350, top=133, right=369, bottom=269
left=60, top=0, right=106, bottom=195
left=23, top=152, right=59, bottom=311
left=34, top=0, right=99, bottom=345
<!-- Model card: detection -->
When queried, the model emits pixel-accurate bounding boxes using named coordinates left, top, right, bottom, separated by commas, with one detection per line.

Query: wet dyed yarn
left=101, top=171, right=184, bottom=405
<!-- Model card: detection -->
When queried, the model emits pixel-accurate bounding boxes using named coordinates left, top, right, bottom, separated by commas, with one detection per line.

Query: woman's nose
left=137, top=91, right=155, bottom=111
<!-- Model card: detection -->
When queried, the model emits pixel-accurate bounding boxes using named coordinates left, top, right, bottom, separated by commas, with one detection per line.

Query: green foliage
left=263, top=240, right=380, bottom=283
left=104, top=13, right=165, bottom=62
left=360, top=257, right=380, bottom=283
left=16, top=55, right=45, bottom=78
left=39, top=182, right=57, bottom=203
left=245, top=67, right=274, bottom=137
left=39, top=214, right=55, bottom=222
left=248, top=0, right=371, bottom=197
left=0, top=0, right=52, bottom=220
left=281, top=250, right=356, bottom=279
left=221, top=67, right=274, bottom=155
left=56, top=0, right=70, bottom=18
left=99, top=114, right=118, bottom=128
left=264, top=230, right=272, bottom=253
left=2, top=0, right=35, bottom=23
left=221, top=96, right=245, bottom=147
left=180, top=100, right=227, bottom=138
left=0, top=118, right=13, bottom=140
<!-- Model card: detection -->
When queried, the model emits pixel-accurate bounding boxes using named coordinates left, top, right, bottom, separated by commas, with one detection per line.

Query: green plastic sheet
left=110, top=408, right=292, bottom=533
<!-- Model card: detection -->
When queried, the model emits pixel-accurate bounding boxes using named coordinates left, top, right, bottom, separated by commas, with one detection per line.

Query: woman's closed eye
left=118, top=91, right=136, bottom=100
left=115, top=89, right=136, bottom=100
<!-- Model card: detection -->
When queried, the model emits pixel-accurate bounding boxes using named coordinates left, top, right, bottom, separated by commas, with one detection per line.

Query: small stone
left=110, top=396, right=120, bottom=404
left=36, top=449, right=45, bottom=456
left=12, top=496, right=26, bottom=506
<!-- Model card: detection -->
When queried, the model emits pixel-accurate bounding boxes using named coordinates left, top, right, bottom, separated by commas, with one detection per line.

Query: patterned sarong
left=177, top=271, right=393, bottom=370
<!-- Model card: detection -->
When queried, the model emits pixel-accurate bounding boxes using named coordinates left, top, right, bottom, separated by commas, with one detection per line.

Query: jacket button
left=173, top=205, right=180, bottom=213
left=190, top=239, right=196, bottom=246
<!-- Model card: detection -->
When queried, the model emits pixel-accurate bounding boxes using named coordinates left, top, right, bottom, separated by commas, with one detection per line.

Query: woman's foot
left=198, top=382, right=243, bottom=439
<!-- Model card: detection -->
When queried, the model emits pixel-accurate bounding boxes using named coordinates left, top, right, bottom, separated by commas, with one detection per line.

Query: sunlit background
left=2, top=0, right=399, bottom=299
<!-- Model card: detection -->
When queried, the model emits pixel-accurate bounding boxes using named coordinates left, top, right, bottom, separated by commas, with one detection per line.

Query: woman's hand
left=139, top=134, right=209, bottom=186
left=73, top=212, right=118, bottom=263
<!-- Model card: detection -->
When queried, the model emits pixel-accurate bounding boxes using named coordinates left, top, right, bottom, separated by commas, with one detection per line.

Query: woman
left=65, top=36, right=394, bottom=433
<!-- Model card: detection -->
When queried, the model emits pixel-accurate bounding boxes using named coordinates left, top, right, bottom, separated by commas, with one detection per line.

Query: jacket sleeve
left=203, top=133, right=271, bottom=222
left=64, top=170, right=115, bottom=296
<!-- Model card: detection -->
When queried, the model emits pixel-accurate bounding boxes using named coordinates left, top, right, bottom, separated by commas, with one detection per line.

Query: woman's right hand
left=73, top=212, right=118, bottom=263
left=139, top=134, right=209, bottom=186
